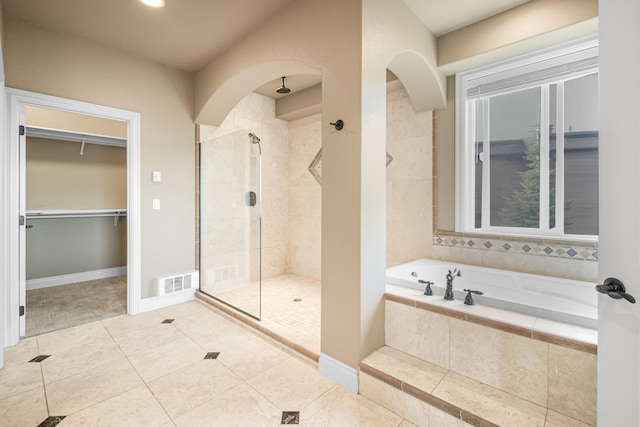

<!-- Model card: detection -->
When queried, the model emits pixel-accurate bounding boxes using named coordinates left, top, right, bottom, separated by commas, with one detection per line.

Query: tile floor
left=206, top=274, right=321, bottom=355
left=1, top=300, right=414, bottom=427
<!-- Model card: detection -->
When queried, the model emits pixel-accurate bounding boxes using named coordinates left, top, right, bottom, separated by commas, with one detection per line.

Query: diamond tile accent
left=37, top=416, right=66, bottom=427
left=432, top=232, right=597, bottom=262
left=29, top=355, right=51, bottom=363
left=308, top=149, right=323, bottom=185
left=308, top=149, right=393, bottom=186
left=162, top=319, right=175, bottom=324
left=204, top=352, right=220, bottom=360
left=281, top=411, right=300, bottom=425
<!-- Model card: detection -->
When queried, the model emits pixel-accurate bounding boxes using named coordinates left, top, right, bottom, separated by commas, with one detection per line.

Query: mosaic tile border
left=433, top=233, right=598, bottom=262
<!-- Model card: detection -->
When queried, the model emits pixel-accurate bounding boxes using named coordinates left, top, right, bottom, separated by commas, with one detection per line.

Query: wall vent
left=156, top=270, right=199, bottom=296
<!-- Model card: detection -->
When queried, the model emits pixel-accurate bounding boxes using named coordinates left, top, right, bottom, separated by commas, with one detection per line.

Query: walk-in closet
left=24, top=106, right=128, bottom=336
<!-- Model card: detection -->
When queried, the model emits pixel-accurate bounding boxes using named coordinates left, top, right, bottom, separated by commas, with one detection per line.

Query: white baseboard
left=138, top=288, right=196, bottom=313
left=319, top=353, right=359, bottom=393
left=26, top=266, right=127, bottom=290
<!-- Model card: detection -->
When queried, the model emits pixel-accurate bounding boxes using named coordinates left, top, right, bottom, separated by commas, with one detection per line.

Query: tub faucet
left=444, top=269, right=461, bottom=301
left=463, top=289, right=483, bottom=306
left=411, top=271, right=433, bottom=296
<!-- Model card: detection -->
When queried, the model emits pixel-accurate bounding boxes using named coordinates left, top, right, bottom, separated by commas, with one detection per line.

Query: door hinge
left=19, top=306, right=25, bottom=316
left=19, top=125, right=25, bottom=136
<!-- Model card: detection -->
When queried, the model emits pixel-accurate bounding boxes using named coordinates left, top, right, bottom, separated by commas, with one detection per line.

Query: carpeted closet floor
left=25, top=275, right=127, bottom=337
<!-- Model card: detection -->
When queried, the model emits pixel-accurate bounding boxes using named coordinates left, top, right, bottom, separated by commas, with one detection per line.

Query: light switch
left=152, top=199, right=160, bottom=210
left=152, top=171, right=162, bottom=182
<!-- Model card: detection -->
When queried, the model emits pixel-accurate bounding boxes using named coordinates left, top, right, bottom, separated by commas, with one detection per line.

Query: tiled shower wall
left=287, top=114, right=322, bottom=280
left=386, top=86, right=433, bottom=267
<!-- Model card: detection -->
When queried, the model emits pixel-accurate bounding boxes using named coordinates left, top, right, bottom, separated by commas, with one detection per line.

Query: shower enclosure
left=200, top=130, right=262, bottom=319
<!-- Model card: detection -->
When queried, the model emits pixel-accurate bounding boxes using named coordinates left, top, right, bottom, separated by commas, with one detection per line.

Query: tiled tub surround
left=387, top=259, right=598, bottom=329
left=359, top=286, right=597, bottom=427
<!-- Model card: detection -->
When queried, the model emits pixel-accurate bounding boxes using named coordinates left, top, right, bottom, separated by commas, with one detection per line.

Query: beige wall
left=26, top=137, right=126, bottom=209
left=26, top=105, right=127, bottom=138
left=438, top=0, right=599, bottom=74
left=4, top=18, right=195, bottom=298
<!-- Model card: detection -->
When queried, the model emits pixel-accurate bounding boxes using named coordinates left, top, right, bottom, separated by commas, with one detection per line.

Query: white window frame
left=455, top=35, right=599, bottom=241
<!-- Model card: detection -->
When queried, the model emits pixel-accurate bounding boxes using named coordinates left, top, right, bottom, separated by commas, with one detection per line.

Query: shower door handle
left=596, top=278, right=636, bottom=304
left=245, top=191, right=257, bottom=207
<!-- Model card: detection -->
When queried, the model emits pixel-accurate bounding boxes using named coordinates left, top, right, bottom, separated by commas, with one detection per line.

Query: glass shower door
left=200, top=130, right=261, bottom=319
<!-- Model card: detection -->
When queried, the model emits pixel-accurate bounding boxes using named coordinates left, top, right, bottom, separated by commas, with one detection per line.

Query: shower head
left=276, top=76, right=291, bottom=94
left=248, top=132, right=261, bottom=144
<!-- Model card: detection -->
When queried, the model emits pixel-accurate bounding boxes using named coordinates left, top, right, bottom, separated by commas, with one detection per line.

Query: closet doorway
left=3, top=89, right=142, bottom=345
left=23, top=106, right=128, bottom=336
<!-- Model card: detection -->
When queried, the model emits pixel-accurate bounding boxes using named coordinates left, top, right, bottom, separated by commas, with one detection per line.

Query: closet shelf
left=26, top=209, right=127, bottom=226
left=25, top=126, right=126, bottom=148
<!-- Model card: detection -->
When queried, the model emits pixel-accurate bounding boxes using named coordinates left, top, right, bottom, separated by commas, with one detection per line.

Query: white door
left=598, top=0, right=640, bottom=425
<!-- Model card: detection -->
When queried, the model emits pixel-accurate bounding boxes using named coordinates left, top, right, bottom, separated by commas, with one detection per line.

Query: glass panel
left=564, top=73, right=599, bottom=235
left=200, top=130, right=261, bottom=319
left=549, top=84, right=557, bottom=230
left=489, top=87, right=541, bottom=228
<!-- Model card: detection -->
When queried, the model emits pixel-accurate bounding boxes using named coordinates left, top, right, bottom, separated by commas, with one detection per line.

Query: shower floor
left=203, top=274, right=321, bottom=356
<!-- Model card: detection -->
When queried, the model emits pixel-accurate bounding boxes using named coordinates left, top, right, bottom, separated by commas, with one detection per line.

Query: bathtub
left=386, top=259, right=598, bottom=329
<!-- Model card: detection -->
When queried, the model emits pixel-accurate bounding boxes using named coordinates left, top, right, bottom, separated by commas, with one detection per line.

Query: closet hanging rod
left=26, top=209, right=127, bottom=225
left=25, top=125, right=126, bottom=148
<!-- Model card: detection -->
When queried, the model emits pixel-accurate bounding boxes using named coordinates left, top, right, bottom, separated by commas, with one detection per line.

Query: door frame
left=2, top=88, right=141, bottom=347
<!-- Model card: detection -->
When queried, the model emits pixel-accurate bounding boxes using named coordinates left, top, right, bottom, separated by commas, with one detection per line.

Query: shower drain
left=293, top=298, right=302, bottom=302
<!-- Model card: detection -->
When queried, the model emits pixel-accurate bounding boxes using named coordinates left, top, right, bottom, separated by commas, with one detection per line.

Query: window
left=456, top=36, right=599, bottom=240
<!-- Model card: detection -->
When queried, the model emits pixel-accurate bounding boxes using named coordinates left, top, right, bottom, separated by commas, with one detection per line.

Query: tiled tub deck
left=359, top=285, right=597, bottom=427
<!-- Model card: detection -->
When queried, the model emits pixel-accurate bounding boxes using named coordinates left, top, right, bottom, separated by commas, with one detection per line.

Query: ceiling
left=2, top=0, right=531, bottom=97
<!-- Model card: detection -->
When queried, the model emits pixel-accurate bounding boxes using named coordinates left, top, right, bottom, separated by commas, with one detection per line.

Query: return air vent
left=156, top=270, right=199, bottom=296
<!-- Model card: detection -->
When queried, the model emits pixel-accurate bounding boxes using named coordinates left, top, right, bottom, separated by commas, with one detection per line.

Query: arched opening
left=197, top=62, right=324, bottom=360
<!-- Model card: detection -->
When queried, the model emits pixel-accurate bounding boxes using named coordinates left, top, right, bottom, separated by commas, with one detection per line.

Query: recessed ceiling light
left=139, top=0, right=165, bottom=8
